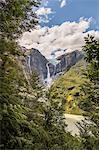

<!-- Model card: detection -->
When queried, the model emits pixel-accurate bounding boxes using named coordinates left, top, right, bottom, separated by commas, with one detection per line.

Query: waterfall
left=45, top=60, right=61, bottom=87
left=28, top=55, right=32, bottom=74
left=46, top=63, right=52, bottom=87
left=45, top=48, right=67, bottom=87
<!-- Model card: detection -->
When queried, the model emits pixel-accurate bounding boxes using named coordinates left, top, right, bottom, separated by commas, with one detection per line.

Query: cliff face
left=26, top=49, right=48, bottom=79
left=55, top=50, right=83, bottom=74
left=26, top=49, right=83, bottom=80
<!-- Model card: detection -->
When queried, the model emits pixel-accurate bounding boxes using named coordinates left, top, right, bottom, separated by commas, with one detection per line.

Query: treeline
left=0, top=0, right=99, bottom=149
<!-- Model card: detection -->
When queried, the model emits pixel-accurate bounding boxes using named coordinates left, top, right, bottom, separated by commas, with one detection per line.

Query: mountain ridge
left=25, top=49, right=84, bottom=83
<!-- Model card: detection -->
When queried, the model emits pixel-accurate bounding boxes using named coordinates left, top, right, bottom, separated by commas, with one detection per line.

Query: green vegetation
left=50, top=59, right=89, bottom=115
left=0, top=1, right=83, bottom=149
left=50, top=35, right=99, bottom=149
left=78, top=35, right=99, bottom=150
left=0, top=0, right=98, bottom=149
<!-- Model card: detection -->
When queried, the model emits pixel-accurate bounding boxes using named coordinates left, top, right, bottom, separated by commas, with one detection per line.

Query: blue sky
left=20, top=0, right=99, bottom=59
left=40, top=0, right=99, bottom=30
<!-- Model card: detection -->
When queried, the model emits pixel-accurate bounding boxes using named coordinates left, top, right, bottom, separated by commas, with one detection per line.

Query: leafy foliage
left=0, top=0, right=42, bottom=149
left=1, top=0, right=99, bottom=149
left=83, top=35, right=99, bottom=83
left=78, top=35, right=99, bottom=150
left=79, top=36, right=99, bottom=123
left=0, top=0, right=83, bottom=149
left=0, top=0, right=40, bottom=39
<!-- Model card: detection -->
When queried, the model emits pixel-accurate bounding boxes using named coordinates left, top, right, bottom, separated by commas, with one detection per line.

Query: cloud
left=60, top=0, right=67, bottom=8
left=36, top=7, right=53, bottom=23
left=19, top=18, right=99, bottom=59
left=36, top=7, right=53, bottom=16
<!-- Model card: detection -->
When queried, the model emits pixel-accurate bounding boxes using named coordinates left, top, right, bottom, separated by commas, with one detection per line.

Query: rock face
left=26, top=49, right=48, bottom=79
left=26, top=49, right=83, bottom=80
left=55, top=50, right=83, bottom=74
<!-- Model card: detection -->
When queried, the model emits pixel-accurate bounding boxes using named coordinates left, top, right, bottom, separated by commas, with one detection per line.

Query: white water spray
left=45, top=48, right=67, bottom=87
left=46, top=63, right=52, bottom=87
left=28, top=55, right=32, bottom=74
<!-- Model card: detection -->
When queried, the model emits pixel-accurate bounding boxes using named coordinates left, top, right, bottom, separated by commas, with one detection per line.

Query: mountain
left=50, top=59, right=88, bottom=115
left=26, top=48, right=48, bottom=79
left=55, top=50, right=83, bottom=74
left=26, top=49, right=84, bottom=82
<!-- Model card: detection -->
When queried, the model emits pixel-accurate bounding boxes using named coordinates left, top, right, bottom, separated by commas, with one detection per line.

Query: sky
left=39, top=0, right=99, bottom=30
left=20, top=0, right=99, bottom=59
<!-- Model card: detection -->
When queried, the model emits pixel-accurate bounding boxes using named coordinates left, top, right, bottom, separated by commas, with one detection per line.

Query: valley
left=22, top=48, right=92, bottom=136
left=25, top=49, right=83, bottom=86
left=1, top=1, right=98, bottom=149
left=24, top=49, right=89, bottom=116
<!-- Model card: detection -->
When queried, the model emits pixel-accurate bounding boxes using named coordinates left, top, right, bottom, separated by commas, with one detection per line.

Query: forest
left=0, top=0, right=99, bottom=149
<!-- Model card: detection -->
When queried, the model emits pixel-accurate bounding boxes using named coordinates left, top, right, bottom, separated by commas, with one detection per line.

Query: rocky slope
left=50, top=59, right=88, bottom=115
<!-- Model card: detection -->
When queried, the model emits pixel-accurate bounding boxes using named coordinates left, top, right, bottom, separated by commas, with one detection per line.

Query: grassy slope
left=50, top=59, right=89, bottom=115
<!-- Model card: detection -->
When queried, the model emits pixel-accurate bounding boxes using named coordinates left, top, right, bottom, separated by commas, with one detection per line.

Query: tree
left=80, top=35, right=99, bottom=124
left=78, top=35, right=99, bottom=150
left=83, top=35, right=99, bottom=83
left=2, top=1, right=98, bottom=149
left=0, top=0, right=40, bottom=39
left=0, top=1, right=45, bottom=149
left=40, top=88, right=83, bottom=150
